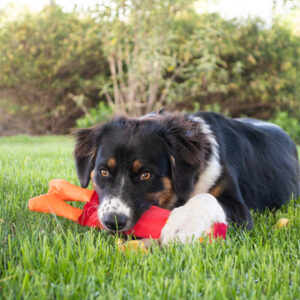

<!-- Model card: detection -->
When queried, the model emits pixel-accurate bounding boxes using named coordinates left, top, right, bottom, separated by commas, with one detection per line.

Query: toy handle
left=48, top=179, right=94, bottom=202
left=28, top=194, right=83, bottom=221
left=28, top=180, right=94, bottom=222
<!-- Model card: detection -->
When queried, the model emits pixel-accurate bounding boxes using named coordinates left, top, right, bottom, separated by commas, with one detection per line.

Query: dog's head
left=74, top=114, right=209, bottom=232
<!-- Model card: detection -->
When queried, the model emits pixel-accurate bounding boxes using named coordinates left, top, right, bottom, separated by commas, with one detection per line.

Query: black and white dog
left=74, top=112, right=299, bottom=244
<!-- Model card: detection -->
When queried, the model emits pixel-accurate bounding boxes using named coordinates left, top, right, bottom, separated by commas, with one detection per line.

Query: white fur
left=97, top=196, right=131, bottom=230
left=139, top=112, right=157, bottom=119
left=159, top=193, right=226, bottom=244
left=188, top=116, right=222, bottom=196
left=236, top=118, right=281, bottom=129
left=251, top=121, right=281, bottom=129
left=97, top=176, right=131, bottom=230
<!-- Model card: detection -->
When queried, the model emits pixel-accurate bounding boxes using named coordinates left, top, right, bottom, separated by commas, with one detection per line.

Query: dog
left=74, top=111, right=299, bottom=244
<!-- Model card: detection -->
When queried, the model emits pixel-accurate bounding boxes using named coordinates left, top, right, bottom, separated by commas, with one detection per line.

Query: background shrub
left=271, top=111, right=300, bottom=143
left=76, top=102, right=113, bottom=128
left=0, top=4, right=108, bottom=134
left=0, top=1, right=299, bottom=135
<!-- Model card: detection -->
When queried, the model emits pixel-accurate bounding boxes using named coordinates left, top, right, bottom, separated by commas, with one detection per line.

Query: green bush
left=0, top=1, right=299, bottom=133
left=90, top=2, right=300, bottom=123
left=175, top=15, right=300, bottom=121
left=76, top=102, right=113, bottom=128
left=0, top=4, right=108, bottom=134
left=271, top=111, right=300, bottom=144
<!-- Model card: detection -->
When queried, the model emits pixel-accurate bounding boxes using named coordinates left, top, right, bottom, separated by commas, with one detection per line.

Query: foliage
left=0, top=4, right=107, bottom=134
left=90, top=1, right=300, bottom=121
left=271, top=111, right=300, bottom=143
left=0, top=136, right=299, bottom=299
left=214, top=18, right=300, bottom=120
left=0, top=1, right=300, bottom=133
left=167, top=14, right=300, bottom=121
left=76, top=102, right=113, bottom=128
left=93, top=0, right=196, bottom=116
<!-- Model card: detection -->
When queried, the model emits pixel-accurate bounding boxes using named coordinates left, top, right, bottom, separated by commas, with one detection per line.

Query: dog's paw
left=159, top=193, right=226, bottom=245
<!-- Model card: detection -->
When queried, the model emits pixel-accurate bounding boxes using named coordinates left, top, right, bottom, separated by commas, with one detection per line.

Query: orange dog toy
left=28, top=179, right=94, bottom=222
left=28, top=179, right=228, bottom=240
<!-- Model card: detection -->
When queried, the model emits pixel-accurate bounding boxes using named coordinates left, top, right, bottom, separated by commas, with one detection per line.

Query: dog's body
left=74, top=112, right=299, bottom=244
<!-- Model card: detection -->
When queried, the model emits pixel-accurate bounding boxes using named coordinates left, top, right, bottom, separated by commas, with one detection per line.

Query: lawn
left=0, top=136, right=299, bottom=299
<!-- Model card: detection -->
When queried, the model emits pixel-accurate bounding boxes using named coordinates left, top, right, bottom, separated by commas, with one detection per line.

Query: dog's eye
left=100, top=168, right=110, bottom=177
left=140, top=171, right=151, bottom=181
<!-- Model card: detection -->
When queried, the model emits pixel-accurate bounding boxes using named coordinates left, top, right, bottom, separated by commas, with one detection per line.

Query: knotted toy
left=28, top=179, right=228, bottom=246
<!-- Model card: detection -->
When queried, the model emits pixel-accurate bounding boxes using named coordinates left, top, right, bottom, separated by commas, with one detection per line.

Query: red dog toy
left=28, top=179, right=228, bottom=241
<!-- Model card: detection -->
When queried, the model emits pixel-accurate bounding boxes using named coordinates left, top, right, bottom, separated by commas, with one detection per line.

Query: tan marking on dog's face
left=209, top=180, right=226, bottom=198
left=170, top=155, right=176, bottom=167
left=90, top=170, right=96, bottom=189
left=147, top=177, right=177, bottom=210
left=133, top=160, right=143, bottom=172
left=90, top=147, right=97, bottom=161
left=107, top=157, right=116, bottom=170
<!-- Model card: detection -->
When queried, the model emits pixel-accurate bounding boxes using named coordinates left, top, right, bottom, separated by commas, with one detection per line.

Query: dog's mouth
left=97, top=207, right=134, bottom=232
left=96, top=193, right=152, bottom=233
left=99, top=214, right=133, bottom=232
left=97, top=194, right=134, bottom=232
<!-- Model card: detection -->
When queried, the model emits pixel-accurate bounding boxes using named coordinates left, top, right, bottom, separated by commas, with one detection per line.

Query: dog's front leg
left=159, top=193, right=227, bottom=245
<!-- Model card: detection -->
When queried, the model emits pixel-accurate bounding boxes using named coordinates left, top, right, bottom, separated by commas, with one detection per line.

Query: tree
left=94, top=0, right=195, bottom=116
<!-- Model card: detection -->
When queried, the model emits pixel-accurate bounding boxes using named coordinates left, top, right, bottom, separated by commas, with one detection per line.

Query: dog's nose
left=102, top=213, right=128, bottom=231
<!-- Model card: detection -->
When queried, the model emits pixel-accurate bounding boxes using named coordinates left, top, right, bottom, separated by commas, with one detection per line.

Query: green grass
left=0, top=136, right=299, bottom=300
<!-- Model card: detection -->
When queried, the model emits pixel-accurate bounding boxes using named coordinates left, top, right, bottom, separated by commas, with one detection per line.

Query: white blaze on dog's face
left=96, top=175, right=132, bottom=231
left=97, top=196, right=132, bottom=231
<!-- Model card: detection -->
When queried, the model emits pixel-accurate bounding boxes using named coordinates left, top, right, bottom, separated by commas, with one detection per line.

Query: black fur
left=74, top=112, right=300, bottom=230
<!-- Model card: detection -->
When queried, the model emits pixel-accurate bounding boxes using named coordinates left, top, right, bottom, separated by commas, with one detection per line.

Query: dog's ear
left=162, top=115, right=210, bottom=200
left=74, top=128, right=98, bottom=188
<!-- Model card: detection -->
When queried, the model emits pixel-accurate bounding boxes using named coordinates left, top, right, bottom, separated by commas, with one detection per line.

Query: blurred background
left=0, top=0, right=299, bottom=142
